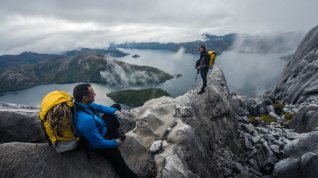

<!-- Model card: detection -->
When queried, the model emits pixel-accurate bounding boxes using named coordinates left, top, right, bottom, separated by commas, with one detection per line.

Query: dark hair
left=73, top=83, right=92, bottom=102
left=111, top=103, right=121, bottom=111
left=200, top=45, right=206, bottom=50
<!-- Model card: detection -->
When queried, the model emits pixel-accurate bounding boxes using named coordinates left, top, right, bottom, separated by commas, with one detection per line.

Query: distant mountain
left=0, top=48, right=129, bottom=70
left=0, top=52, right=173, bottom=93
left=112, top=33, right=237, bottom=55
left=113, top=32, right=303, bottom=55
left=0, top=52, right=62, bottom=70
left=63, top=47, right=128, bottom=58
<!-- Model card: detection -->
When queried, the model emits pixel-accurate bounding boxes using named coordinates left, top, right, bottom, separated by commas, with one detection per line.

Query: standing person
left=73, top=83, right=138, bottom=178
left=195, top=45, right=210, bottom=94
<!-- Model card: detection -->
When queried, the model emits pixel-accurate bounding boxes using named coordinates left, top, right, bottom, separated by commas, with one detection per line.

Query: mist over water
left=0, top=48, right=290, bottom=107
left=217, top=51, right=289, bottom=96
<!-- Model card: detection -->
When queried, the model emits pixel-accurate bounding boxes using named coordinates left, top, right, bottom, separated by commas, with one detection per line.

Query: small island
left=175, top=74, right=182, bottom=78
left=132, top=54, right=140, bottom=58
left=106, top=88, right=170, bottom=106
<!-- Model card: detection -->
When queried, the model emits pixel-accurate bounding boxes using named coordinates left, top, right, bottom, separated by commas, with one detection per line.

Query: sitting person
left=73, top=83, right=138, bottom=178
left=102, top=103, right=126, bottom=141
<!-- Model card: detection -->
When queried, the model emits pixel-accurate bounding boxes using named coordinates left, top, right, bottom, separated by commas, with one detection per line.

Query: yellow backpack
left=208, top=50, right=217, bottom=68
left=39, top=91, right=78, bottom=152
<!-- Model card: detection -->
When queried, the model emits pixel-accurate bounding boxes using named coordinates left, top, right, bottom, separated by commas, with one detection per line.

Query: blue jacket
left=75, top=102, right=118, bottom=149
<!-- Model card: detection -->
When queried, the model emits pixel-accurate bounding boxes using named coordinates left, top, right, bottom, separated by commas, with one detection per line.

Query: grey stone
left=273, top=152, right=318, bottom=178
left=223, top=168, right=234, bottom=177
left=284, top=131, right=318, bottom=158
left=270, top=145, right=280, bottom=155
left=273, top=140, right=285, bottom=148
left=245, top=136, right=254, bottom=150
left=248, top=159, right=260, bottom=171
left=149, top=140, right=163, bottom=153
left=242, top=124, right=255, bottom=134
left=251, top=135, right=261, bottom=144
left=273, top=158, right=301, bottom=178
left=285, top=132, right=300, bottom=140
left=266, top=105, right=275, bottom=113
left=0, top=107, right=46, bottom=144
left=249, top=167, right=263, bottom=177
left=272, top=25, right=318, bottom=104
left=234, top=171, right=250, bottom=178
left=268, top=112, right=281, bottom=121
left=290, top=105, right=318, bottom=133
left=0, top=143, right=120, bottom=178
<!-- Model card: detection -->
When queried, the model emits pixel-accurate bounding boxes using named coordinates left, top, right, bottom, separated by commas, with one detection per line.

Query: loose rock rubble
left=223, top=117, right=300, bottom=178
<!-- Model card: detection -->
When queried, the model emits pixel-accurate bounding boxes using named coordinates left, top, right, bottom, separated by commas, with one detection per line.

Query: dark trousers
left=93, top=148, right=138, bottom=178
left=102, top=114, right=121, bottom=140
left=200, top=67, right=209, bottom=90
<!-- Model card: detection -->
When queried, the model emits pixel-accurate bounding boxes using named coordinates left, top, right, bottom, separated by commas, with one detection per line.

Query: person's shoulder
left=76, top=111, right=93, bottom=121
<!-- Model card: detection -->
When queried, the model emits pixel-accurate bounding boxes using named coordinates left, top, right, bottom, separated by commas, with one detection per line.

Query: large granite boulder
left=0, top=142, right=119, bottom=178
left=289, top=105, right=318, bottom=133
left=0, top=67, right=241, bottom=178
left=0, top=103, right=46, bottom=143
left=272, top=25, right=318, bottom=104
left=273, top=131, right=318, bottom=178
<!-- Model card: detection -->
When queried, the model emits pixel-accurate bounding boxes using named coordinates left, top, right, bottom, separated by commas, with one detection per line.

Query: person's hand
left=116, top=138, right=123, bottom=146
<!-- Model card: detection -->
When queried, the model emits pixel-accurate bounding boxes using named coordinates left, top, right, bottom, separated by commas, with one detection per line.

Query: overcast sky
left=1, top=0, right=317, bottom=55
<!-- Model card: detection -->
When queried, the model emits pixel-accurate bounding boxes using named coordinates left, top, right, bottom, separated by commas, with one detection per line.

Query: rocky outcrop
left=0, top=52, right=173, bottom=93
left=230, top=116, right=301, bottom=177
left=289, top=105, right=318, bottom=133
left=0, top=102, right=46, bottom=143
left=0, top=67, right=241, bottom=178
left=272, top=25, right=318, bottom=104
left=273, top=131, right=318, bottom=178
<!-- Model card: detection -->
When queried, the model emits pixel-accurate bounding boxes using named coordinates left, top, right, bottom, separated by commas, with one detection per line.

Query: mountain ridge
left=0, top=52, right=173, bottom=93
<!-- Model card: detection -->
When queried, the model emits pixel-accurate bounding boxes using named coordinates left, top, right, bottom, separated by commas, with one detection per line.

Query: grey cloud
left=0, top=0, right=318, bottom=54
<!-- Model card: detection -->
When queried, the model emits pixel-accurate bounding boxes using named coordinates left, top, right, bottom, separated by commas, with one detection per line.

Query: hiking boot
left=197, top=89, right=205, bottom=95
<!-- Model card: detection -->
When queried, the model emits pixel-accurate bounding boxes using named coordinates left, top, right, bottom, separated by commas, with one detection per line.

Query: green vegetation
left=247, top=115, right=277, bottom=125
left=272, top=102, right=285, bottom=115
left=247, top=116, right=256, bottom=123
left=283, top=113, right=296, bottom=121
left=260, top=115, right=277, bottom=124
left=107, top=88, right=170, bottom=106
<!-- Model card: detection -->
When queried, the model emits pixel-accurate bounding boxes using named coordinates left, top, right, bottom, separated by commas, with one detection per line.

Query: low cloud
left=0, top=0, right=317, bottom=55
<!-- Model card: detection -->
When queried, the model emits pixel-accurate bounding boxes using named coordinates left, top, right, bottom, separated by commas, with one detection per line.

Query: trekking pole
left=192, top=69, right=199, bottom=89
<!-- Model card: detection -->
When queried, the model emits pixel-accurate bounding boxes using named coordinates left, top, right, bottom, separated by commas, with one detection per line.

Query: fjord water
left=0, top=48, right=289, bottom=107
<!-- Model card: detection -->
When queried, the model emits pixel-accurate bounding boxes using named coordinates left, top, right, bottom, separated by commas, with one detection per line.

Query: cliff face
left=0, top=67, right=241, bottom=178
left=0, top=52, right=173, bottom=93
left=272, top=25, right=318, bottom=104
